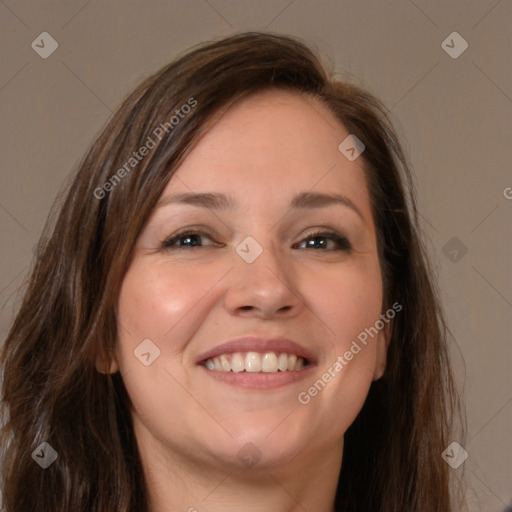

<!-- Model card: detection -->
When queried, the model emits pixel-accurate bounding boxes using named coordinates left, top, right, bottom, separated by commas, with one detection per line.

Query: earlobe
left=372, top=319, right=392, bottom=381
left=95, top=351, right=119, bottom=374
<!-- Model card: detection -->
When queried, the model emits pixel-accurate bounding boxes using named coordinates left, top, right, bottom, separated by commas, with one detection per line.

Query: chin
left=218, top=421, right=313, bottom=469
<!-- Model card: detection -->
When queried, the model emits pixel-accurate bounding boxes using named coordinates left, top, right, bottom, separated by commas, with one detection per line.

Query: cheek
left=298, top=259, right=383, bottom=426
left=309, top=258, right=383, bottom=353
left=116, top=259, right=216, bottom=347
left=114, top=261, right=216, bottom=449
left=297, top=286, right=381, bottom=446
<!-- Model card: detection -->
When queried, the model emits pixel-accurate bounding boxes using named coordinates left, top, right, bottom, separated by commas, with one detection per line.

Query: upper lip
left=196, top=336, right=317, bottom=364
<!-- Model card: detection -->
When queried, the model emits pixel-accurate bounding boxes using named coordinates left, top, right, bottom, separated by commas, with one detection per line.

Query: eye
left=161, top=229, right=352, bottom=252
left=294, top=230, right=352, bottom=252
left=161, top=230, right=220, bottom=249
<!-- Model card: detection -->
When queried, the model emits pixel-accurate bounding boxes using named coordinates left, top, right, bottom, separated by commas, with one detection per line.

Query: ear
left=372, top=318, right=392, bottom=381
left=95, top=348, right=119, bottom=375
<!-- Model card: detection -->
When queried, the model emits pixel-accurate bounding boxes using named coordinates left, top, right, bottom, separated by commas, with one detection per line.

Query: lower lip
left=199, top=364, right=315, bottom=390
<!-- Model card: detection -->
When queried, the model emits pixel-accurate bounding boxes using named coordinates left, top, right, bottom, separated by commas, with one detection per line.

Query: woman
left=0, top=31, right=466, bottom=511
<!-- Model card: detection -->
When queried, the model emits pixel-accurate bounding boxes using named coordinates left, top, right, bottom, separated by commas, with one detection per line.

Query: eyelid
left=162, top=227, right=352, bottom=251
left=161, top=228, right=218, bottom=248
left=296, top=229, right=352, bottom=251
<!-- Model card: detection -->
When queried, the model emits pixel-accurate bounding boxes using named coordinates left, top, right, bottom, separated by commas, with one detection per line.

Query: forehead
left=161, top=89, right=374, bottom=225
left=193, top=88, right=350, bottom=161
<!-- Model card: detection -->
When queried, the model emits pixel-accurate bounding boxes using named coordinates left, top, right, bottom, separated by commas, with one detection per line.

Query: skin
left=97, top=89, right=391, bottom=512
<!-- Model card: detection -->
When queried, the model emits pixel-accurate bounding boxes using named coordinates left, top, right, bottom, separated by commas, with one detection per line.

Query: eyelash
left=161, top=229, right=352, bottom=252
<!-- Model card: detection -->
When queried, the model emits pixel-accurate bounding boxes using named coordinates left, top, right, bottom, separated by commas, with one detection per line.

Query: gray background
left=0, top=1, right=510, bottom=510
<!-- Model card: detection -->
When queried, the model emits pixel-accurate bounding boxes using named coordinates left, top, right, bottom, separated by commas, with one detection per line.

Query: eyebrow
left=156, top=191, right=364, bottom=219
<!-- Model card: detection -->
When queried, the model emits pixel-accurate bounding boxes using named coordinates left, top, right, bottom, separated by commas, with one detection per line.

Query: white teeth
left=203, top=351, right=308, bottom=373
left=219, top=354, right=231, bottom=372
left=262, top=352, right=278, bottom=372
left=232, top=352, right=245, bottom=372
left=278, top=353, right=288, bottom=371
left=245, top=352, right=261, bottom=372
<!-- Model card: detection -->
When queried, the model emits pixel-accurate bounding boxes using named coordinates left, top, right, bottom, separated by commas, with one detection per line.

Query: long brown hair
left=0, top=31, right=466, bottom=511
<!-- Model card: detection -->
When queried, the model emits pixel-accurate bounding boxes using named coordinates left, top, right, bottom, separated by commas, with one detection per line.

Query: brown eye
left=295, top=231, right=352, bottom=252
left=162, top=230, right=218, bottom=249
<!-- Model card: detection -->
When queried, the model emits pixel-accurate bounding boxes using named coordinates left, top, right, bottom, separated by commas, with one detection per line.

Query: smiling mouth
left=202, top=351, right=309, bottom=373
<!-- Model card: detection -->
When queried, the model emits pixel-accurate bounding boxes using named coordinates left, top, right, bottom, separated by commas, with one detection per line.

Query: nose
left=223, top=234, right=304, bottom=320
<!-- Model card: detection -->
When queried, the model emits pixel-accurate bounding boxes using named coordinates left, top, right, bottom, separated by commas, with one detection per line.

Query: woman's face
left=106, top=90, right=390, bottom=472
